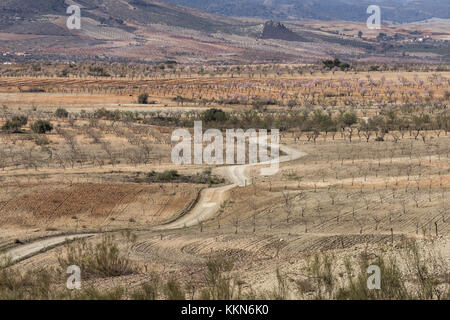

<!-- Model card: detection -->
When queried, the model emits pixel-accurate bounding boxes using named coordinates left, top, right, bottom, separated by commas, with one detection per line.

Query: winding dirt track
left=2, top=142, right=305, bottom=262
left=156, top=142, right=306, bottom=230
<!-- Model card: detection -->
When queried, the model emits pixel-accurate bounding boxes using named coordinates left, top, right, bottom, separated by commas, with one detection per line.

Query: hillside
left=164, top=0, right=450, bottom=23
left=0, top=0, right=448, bottom=64
left=0, top=0, right=245, bottom=35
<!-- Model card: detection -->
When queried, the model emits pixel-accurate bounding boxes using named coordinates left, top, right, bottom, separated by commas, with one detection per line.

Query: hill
left=0, top=0, right=448, bottom=64
left=164, top=0, right=450, bottom=23
left=0, top=0, right=244, bottom=35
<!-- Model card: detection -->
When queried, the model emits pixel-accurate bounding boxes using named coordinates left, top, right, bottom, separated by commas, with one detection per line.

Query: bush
left=143, top=169, right=223, bottom=184
left=201, top=108, right=228, bottom=123
left=339, top=63, right=351, bottom=71
left=2, top=121, right=20, bottom=133
left=93, top=108, right=122, bottom=121
left=155, top=170, right=179, bottom=182
left=57, top=235, right=136, bottom=278
left=55, top=108, right=69, bottom=118
left=172, top=95, right=194, bottom=105
left=1, top=116, right=28, bottom=132
left=12, top=116, right=28, bottom=127
left=31, top=120, right=53, bottom=134
left=138, top=93, right=149, bottom=104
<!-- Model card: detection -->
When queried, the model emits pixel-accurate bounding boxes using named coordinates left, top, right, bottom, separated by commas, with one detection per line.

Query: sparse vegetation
left=57, top=235, right=137, bottom=278
left=0, top=63, right=448, bottom=302
left=1, top=116, right=27, bottom=133
left=138, top=93, right=149, bottom=104
left=1, top=239, right=447, bottom=300
left=142, top=169, right=224, bottom=184
left=55, top=108, right=69, bottom=118
left=201, top=108, right=228, bottom=123
left=30, top=120, right=53, bottom=134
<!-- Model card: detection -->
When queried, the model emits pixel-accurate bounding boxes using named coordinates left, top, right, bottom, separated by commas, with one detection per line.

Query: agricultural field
left=0, top=63, right=449, bottom=300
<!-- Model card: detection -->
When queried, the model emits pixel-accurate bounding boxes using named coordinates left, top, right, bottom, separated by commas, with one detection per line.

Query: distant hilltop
left=260, top=20, right=306, bottom=42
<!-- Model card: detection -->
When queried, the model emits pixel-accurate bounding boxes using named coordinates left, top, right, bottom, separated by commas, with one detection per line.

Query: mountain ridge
left=164, top=0, right=450, bottom=23
left=0, top=0, right=448, bottom=64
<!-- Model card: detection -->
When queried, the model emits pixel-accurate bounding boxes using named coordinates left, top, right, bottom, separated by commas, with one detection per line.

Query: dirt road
left=5, top=234, right=94, bottom=263
left=2, top=141, right=305, bottom=261
left=157, top=142, right=306, bottom=230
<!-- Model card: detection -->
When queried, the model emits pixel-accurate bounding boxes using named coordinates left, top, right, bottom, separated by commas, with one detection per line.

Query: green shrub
left=144, top=169, right=223, bottom=184
left=55, top=108, right=69, bottom=118
left=155, top=170, right=179, bottom=181
left=201, top=108, right=228, bottom=123
left=93, top=108, right=122, bottom=121
left=138, top=93, right=149, bottom=104
left=339, top=63, right=351, bottom=71
left=31, top=120, right=53, bottom=134
left=12, top=115, right=28, bottom=126
left=1, top=116, right=28, bottom=132
left=2, top=121, right=20, bottom=133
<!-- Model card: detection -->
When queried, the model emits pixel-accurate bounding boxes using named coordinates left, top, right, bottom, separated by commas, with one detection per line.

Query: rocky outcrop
left=260, top=20, right=305, bottom=42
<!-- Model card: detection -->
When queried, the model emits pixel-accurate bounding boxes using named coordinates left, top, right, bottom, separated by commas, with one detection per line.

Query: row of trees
left=191, top=108, right=449, bottom=137
left=1, top=62, right=448, bottom=79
